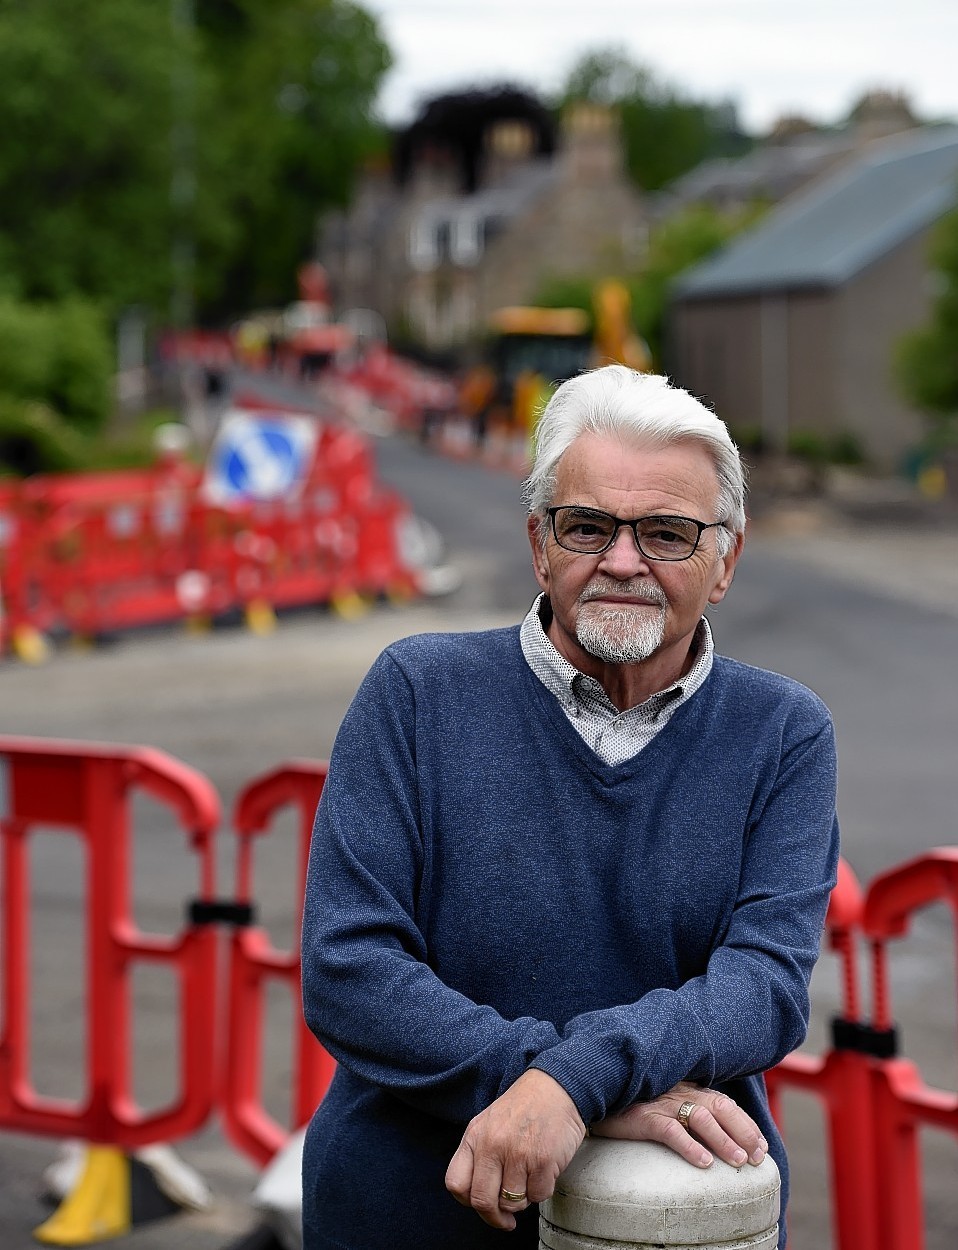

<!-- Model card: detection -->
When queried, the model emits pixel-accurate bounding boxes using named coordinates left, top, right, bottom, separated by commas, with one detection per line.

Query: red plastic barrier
left=0, top=482, right=22, bottom=655
left=216, top=486, right=417, bottom=617
left=161, top=329, right=235, bottom=366
left=335, top=345, right=457, bottom=432
left=0, top=461, right=207, bottom=643
left=862, top=850, right=958, bottom=1250
left=0, top=418, right=421, bottom=655
left=0, top=736, right=221, bottom=1147
left=766, top=857, right=880, bottom=1250
left=4, top=724, right=953, bottom=1250
left=222, top=762, right=335, bottom=1165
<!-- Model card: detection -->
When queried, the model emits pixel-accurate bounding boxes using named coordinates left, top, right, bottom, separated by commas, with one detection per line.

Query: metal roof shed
left=668, top=128, right=958, bottom=467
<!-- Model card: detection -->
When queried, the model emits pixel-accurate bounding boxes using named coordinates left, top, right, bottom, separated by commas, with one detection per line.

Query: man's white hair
left=521, top=366, right=747, bottom=555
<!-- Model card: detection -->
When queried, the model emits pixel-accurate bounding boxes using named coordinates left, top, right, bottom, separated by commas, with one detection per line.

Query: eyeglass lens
left=552, top=508, right=702, bottom=558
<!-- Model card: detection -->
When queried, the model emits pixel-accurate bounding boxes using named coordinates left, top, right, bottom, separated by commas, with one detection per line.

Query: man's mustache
left=578, top=579, right=668, bottom=608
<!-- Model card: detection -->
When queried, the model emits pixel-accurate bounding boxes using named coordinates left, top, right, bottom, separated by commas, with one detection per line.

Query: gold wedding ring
left=676, top=1100, right=697, bottom=1130
left=500, top=1188, right=527, bottom=1204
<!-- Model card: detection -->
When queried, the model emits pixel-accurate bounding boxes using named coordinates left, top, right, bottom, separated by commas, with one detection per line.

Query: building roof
left=673, top=126, right=958, bottom=299
left=651, top=130, right=857, bottom=219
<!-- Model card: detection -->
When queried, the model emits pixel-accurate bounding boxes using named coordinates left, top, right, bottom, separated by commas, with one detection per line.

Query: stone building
left=319, top=102, right=647, bottom=353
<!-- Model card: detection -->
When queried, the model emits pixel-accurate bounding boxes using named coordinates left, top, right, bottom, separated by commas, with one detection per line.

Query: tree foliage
left=393, top=87, right=557, bottom=194
left=0, top=296, right=113, bottom=474
left=0, top=298, right=112, bottom=431
left=196, top=0, right=391, bottom=314
left=897, top=208, right=958, bottom=429
left=558, top=48, right=752, bottom=191
left=629, top=203, right=766, bottom=360
left=0, top=0, right=391, bottom=321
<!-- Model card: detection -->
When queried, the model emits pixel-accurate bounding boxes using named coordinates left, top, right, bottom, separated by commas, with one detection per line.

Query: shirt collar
left=519, top=592, right=714, bottom=713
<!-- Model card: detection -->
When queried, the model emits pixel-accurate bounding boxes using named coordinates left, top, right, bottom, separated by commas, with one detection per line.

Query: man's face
left=527, top=431, right=742, bottom=675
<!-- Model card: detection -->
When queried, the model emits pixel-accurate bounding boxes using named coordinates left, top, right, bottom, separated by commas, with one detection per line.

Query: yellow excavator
left=462, top=280, right=651, bottom=446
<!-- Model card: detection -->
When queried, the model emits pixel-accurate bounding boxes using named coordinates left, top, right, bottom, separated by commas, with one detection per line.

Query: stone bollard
left=540, top=1138, right=781, bottom=1250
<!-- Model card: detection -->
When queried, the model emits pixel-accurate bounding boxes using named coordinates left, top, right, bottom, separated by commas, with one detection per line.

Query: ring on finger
left=676, top=1100, right=697, bottom=1130
left=500, top=1188, right=527, bottom=1204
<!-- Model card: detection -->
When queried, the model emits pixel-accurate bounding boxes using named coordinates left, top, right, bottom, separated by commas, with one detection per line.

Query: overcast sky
left=360, top=0, right=958, bottom=134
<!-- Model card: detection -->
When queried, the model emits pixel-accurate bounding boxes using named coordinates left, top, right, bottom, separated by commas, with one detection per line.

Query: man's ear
left=707, top=530, right=745, bottom=605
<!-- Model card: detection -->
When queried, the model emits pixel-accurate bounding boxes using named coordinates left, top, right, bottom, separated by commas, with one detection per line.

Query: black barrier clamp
left=188, top=898, right=257, bottom=927
left=830, top=1016, right=899, bottom=1058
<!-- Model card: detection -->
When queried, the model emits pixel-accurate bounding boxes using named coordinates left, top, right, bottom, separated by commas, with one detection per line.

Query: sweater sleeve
left=300, top=648, right=562, bottom=1124
left=529, top=712, right=840, bottom=1126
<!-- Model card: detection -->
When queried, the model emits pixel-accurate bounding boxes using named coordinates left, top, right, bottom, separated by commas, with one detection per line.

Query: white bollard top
left=541, top=1138, right=780, bottom=1248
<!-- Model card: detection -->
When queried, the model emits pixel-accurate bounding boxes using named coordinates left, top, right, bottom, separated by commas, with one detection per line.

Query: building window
left=409, top=219, right=438, bottom=272
left=451, top=214, right=481, bottom=266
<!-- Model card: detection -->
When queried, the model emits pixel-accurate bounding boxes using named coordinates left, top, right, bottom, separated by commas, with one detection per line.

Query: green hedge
left=0, top=297, right=112, bottom=433
left=0, top=398, right=92, bottom=476
left=0, top=297, right=114, bottom=474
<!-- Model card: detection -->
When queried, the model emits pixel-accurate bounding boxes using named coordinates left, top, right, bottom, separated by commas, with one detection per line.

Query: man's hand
left=445, top=1069, right=587, bottom=1230
left=591, top=1081, right=768, bottom=1170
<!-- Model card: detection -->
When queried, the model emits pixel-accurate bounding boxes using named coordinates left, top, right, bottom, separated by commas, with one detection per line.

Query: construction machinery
left=464, top=280, right=651, bottom=445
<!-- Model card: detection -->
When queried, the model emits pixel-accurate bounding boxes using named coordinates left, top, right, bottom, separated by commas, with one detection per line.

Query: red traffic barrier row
left=334, top=343, right=458, bottom=433
left=1, top=733, right=957, bottom=1250
left=0, top=418, right=423, bottom=661
left=163, top=327, right=458, bottom=434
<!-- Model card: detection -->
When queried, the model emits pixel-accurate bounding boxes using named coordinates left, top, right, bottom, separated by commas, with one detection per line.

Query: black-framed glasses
left=546, top=506, right=728, bottom=561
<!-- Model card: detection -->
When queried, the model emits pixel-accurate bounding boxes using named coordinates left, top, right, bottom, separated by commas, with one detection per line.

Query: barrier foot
left=12, top=625, right=50, bottom=665
left=245, top=599, right=277, bottom=636
left=331, top=591, right=370, bottom=621
left=33, top=1143, right=206, bottom=1245
left=387, top=582, right=415, bottom=606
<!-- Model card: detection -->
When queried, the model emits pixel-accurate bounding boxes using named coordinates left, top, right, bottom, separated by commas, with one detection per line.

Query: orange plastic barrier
left=222, top=762, right=335, bottom=1166
left=0, top=736, right=221, bottom=1147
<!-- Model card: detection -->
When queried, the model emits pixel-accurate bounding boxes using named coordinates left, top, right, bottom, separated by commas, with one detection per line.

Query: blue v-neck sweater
left=301, top=625, right=839, bottom=1250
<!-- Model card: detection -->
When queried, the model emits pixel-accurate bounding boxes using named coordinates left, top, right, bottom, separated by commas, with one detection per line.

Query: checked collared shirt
left=519, top=592, right=714, bottom=766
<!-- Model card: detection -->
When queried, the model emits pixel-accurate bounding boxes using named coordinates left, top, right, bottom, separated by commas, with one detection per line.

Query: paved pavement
left=744, top=462, right=958, bottom=620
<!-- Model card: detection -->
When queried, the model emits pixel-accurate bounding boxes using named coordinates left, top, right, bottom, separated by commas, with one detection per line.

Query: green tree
left=630, top=203, right=766, bottom=361
left=0, top=1, right=189, bottom=311
left=0, top=296, right=113, bottom=474
left=0, top=0, right=391, bottom=320
left=897, top=207, right=958, bottom=423
left=559, top=48, right=752, bottom=191
left=195, top=0, right=391, bottom=314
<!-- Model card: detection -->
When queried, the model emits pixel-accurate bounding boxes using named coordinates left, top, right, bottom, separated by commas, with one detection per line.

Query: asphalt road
left=1, top=430, right=957, bottom=1249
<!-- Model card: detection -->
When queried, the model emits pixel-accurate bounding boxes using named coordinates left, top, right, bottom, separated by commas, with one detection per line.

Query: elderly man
left=301, top=366, right=839, bottom=1250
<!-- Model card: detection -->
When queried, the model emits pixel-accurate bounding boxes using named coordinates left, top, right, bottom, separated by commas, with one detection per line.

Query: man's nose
left=597, top=525, right=652, bottom=576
